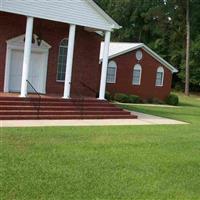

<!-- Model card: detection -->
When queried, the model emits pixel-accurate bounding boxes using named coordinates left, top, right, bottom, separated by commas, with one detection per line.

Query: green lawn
left=1, top=93, right=200, bottom=200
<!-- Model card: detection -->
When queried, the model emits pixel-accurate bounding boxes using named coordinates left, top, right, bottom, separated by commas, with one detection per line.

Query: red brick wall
left=0, top=12, right=101, bottom=97
left=106, top=48, right=172, bottom=100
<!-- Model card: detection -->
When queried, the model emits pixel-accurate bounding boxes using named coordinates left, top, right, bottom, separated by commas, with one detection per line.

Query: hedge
left=165, top=94, right=179, bottom=106
left=114, top=93, right=129, bottom=103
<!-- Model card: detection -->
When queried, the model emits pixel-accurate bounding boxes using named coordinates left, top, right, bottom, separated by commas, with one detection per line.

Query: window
left=155, top=66, right=164, bottom=86
left=106, top=61, right=117, bottom=83
left=56, top=38, right=68, bottom=81
left=136, top=50, right=143, bottom=61
left=132, top=64, right=142, bottom=85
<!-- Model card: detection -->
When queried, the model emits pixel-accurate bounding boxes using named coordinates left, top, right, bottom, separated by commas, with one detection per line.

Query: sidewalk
left=0, top=111, right=187, bottom=127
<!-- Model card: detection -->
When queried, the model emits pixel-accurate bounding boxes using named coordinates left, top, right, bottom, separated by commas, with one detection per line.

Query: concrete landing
left=0, top=111, right=188, bottom=127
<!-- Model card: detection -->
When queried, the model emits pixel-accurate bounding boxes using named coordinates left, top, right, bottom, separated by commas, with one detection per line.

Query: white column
left=98, top=31, right=111, bottom=100
left=4, top=47, right=12, bottom=92
left=20, top=16, right=34, bottom=97
left=63, top=24, right=76, bottom=99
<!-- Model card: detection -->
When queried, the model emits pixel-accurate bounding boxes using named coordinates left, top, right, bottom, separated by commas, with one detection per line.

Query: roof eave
left=99, top=43, right=143, bottom=62
left=142, top=44, right=178, bottom=73
left=111, top=24, right=122, bottom=30
left=86, top=0, right=121, bottom=30
left=100, top=42, right=178, bottom=73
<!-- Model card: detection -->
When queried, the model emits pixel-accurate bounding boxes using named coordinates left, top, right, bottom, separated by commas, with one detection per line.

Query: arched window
left=56, top=38, right=68, bottom=81
left=132, top=64, right=142, bottom=85
left=155, top=66, right=164, bottom=86
left=106, top=61, right=117, bottom=83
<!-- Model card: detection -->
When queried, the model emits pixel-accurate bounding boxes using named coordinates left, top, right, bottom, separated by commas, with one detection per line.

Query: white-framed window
left=56, top=38, right=68, bottom=81
left=132, top=64, right=142, bottom=85
left=106, top=61, right=117, bottom=83
left=155, top=66, right=164, bottom=86
left=136, top=50, right=143, bottom=61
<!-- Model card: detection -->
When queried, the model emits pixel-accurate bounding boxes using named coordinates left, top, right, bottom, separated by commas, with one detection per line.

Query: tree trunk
left=185, top=0, right=190, bottom=96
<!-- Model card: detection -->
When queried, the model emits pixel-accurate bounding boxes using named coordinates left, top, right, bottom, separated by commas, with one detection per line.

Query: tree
left=95, top=0, right=200, bottom=92
left=185, top=0, right=190, bottom=96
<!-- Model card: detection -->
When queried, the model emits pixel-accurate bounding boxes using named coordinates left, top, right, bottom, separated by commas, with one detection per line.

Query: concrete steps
left=0, top=96, right=137, bottom=120
left=0, top=106, right=123, bottom=111
left=0, top=115, right=136, bottom=120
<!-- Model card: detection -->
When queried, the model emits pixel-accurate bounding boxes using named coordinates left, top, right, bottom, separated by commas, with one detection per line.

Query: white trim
left=56, top=80, right=65, bottom=83
left=6, top=45, right=50, bottom=53
left=3, top=47, right=11, bottom=92
left=42, top=51, right=49, bottom=94
left=108, top=45, right=143, bottom=61
left=1, top=0, right=120, bottom=31
left=63, top=24, right=76, bottom=99
left=142, top=44, right=178, bottom=73
left=99, top=31, right=111, bottom=100
left=56, top=38, right=68, bottom=82
left=86, top=0, right=121, bottom=30
left=155, top=66, right=164, bottom=87
left=4, top=34, right=51, bottom=94
left=100, top=43, right=143, bottom=62
left=100, top=42, right=178, bottom=73
left=20, top=16, right=34, bottom=97
left=106, top=60, right=117, bottom=83
left=136, top=50, right=143, bottom=61
left=132, top=64, right=142, bottom=86
left=7, top=34, right=51, bottom=49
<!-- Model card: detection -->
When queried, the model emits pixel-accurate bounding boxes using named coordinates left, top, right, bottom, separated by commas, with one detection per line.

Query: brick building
left=100, top=43, right=178, bottom=100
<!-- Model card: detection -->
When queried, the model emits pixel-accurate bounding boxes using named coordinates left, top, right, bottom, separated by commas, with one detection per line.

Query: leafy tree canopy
left=95, top=0, right=200, bottom=91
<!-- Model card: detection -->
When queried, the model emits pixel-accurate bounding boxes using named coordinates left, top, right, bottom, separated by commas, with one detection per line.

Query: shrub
left=141, top=99, right=148, bottom=104
left=165, top=94, right=179, bottom=106
left=147, top=98, right=153, bottom=104
left=152, top=98, right=164, bottom=104
left=146, top=97, right=164, bottom=104
left=128, top=95, right=140, bottom=103
left=114, top=93, right=129, bottom=103
left=105, top=91, right=111, bottom=101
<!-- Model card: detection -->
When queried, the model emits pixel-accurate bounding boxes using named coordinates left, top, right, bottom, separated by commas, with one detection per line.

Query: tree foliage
left=95, top=0, right=200, bottom=91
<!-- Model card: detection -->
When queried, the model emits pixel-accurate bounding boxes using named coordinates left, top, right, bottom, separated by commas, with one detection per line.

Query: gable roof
left=0, top=0, right=120, bottom=31
left=100, top=42, right=178, bottom=73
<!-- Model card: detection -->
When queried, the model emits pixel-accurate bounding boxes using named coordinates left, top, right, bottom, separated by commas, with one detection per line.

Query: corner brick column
left=98, top=31, right=111, bottom=100
left=20, top=16, right=34, bottom=97
left=63, top=24, right=76, bottom=99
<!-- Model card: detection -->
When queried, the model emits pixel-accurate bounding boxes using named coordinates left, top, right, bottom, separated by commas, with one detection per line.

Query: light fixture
left=23, top=34, right=35, bottom=44
left=36, top=36, right=42, bottom=46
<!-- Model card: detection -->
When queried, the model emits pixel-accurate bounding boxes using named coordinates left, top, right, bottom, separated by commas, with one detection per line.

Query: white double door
left=9, top=49, right=47, bottom=93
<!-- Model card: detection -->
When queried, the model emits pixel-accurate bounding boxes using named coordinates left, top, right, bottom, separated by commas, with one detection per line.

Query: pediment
left=6, top=34, right=51, bottom=49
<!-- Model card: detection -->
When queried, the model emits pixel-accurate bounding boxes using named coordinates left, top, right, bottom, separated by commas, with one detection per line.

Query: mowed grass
left=1, top=94, right=200, bottom=200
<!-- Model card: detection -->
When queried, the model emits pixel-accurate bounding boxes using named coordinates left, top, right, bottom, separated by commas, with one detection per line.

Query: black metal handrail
left=80, top=81, right=97, bottom=96
left=75, top=93, right=84, bottom=120
left=79, top=81, right=99, bottom=119
left=80, top=92, right=85, bottom=120
left=26, top=80, right=41, bottom=118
